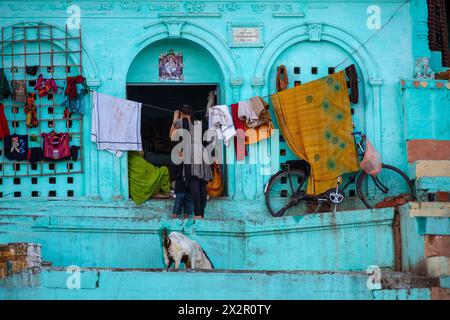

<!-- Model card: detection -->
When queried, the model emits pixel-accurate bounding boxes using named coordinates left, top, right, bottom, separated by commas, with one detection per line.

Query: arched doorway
left=126, top=38, right=224, bottom=167
left=268, top=40, right=366, bottom=166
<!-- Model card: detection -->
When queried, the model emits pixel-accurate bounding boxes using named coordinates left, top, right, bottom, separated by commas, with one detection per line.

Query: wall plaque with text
left=228, top=22, right=264, bottom=47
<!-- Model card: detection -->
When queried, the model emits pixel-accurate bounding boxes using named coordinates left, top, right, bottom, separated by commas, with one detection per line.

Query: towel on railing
left=91, top=91, right=142, bottom=157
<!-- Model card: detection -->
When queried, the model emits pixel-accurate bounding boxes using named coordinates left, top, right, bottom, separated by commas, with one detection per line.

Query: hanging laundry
left=63, top=80, right=89, bottom=114
left=65, top=75, right=85, bottom=101
left=244, top=97, right=274, bottom=145
left=4, top=134, right=28, bottom=161
left=276, top=65, right=289, bottom=92
left=0, top=103, right=10, bottom=139
left=128, top=151, right=171, bottom=205
left=271, top=71, right=359, bottom=195
left=238, top=100, right=259, bottom=127
left=91, top=91, right=143, bottom=157
left=11, top=80, right=27, bottom=102
left=34, top=74, right=58, bottom=97
left=231, top=103, right=247, bottom=161
left=208, top=104, right=236, bottom=146
left=41, top=131, right=71, bottom=160
left=70, top=145, right=80, bottom=161
left=245, top=121, right=275, bottom=145
left=345, top=64, right=359, bottom=104
left=0, top=68, right=11, bottom=100
left=27, top=147, right=43, bottom=163
left=25, top=65, right=39, bottom=76
left=24, top=94, right=38, bottom=128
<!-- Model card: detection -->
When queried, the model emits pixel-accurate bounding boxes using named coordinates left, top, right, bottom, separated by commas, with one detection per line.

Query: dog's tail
left=201, top=247, right=214, bottom=269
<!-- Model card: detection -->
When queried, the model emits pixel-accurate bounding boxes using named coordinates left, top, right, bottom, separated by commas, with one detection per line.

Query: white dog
left=162, top=229, right=214, bottom=270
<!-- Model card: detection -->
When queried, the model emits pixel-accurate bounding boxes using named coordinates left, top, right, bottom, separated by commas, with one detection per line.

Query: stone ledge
left=409, top=202, right=450, bottom=218
left=414, top=160, right=450, bottom=178
left=0, top=267, right=438, bottom=300
left=426, top=256, right=450, bottom=277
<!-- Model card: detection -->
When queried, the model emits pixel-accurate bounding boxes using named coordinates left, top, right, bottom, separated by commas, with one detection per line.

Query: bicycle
left=264, top=132, right=415, bottom=217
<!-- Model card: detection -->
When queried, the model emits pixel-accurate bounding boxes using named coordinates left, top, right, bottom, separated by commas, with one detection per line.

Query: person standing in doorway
left=170, top=105, right=212, bottom=219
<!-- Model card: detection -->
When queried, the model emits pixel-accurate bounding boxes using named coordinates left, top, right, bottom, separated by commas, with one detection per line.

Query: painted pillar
left=369, top=79, right=384, bottom=160
left=227, top=78, right=243, bottom=199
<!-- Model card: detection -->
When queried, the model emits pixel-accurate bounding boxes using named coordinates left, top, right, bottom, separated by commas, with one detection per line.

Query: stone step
left=0, top=267, right=440, bottom=300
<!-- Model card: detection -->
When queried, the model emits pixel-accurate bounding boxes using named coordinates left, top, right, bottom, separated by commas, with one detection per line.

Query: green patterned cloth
left=128, top=151, right=171, bottom=204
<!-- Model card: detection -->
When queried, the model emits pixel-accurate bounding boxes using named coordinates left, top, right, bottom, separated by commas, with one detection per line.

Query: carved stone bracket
left=252, top=76, right=265, bottom=87
left=86, top=78, right=101, bottom=89
left=230, top=76, right=243, bottom=87
left=308, top=23, right=323, bottom=42
left=163, top=20, right=186, bottom=38
left=369, top=78, right=383, bottom=87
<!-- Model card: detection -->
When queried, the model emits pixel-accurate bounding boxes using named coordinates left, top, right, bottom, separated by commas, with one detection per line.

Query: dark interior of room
left=126, top=84, right=218, bottom=167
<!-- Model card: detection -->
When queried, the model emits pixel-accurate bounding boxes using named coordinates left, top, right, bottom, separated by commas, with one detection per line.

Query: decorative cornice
left=273, top=13, right=305, bottom=18
left=159, top=13, right=221, bottom=18
left=400, top=79, right=450, bottom=90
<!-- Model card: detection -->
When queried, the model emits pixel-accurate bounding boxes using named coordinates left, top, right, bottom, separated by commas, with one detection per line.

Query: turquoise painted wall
left=0, top=202, right=396, bottom=271
left=0, top=0, right=446, bottom=290
left=0, top=1, right=446, bottom=300
left=0, top=0, right=420, bottom=202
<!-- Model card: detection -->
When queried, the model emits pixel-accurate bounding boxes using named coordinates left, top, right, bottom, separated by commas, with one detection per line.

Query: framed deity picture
left=158, top=49, right=184, bottom=80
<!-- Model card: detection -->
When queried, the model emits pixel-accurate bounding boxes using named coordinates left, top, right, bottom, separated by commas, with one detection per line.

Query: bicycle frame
left=282, top=131, right=367, bottom=209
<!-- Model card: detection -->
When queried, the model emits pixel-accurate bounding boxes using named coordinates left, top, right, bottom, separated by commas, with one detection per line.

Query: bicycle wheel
left=356, top=164, right=415, bottom=209
left=265, top=169, right=307, bottom=217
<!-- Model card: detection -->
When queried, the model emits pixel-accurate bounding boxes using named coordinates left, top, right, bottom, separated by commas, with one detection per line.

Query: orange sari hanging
left=270, top=71, right=359, bottom=195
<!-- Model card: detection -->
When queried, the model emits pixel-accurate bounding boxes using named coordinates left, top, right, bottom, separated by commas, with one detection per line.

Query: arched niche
left=126, top=38, right=224, bottom=88
left=253, top=23, right=384, bottom=158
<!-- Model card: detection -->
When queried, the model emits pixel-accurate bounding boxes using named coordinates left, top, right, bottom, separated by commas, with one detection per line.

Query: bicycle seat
left=282, top=160, right=310, bottom=176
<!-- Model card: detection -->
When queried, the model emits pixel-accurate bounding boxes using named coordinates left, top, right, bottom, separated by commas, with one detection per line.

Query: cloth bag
left=360, top=139, right=382, bottom=176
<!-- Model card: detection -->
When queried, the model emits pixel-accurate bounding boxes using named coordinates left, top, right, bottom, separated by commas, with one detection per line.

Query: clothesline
left=88, top=90, right=205, bottom=114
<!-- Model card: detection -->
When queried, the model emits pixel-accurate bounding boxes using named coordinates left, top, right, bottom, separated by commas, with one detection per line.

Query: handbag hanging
left=207, top=162, right=224, bottom=198
left=41, top=131, right=71, bottom=160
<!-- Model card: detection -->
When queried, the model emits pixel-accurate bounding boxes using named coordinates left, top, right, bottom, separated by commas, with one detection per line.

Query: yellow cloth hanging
left=270, top=71, right=359, bottom=195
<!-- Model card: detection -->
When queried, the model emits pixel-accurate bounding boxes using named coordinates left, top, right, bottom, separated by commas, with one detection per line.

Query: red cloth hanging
left=65, top=75, right=85, bottom=101
left=0, top=103, right=10, bottom=139
left=231, top=103, right=247, bottom=161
